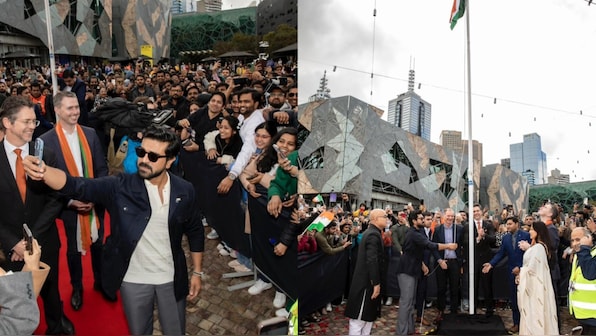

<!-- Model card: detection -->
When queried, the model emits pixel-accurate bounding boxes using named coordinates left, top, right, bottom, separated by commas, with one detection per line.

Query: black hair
left=62, top=69, right=76, bottom=79
left=142, top=125, right=181, bottom=158
left=531, top=221, right=553, bottom=259
left=408, top=209, right=423, bottom=226
left=210, top=91, right=227, bottom=106
left=257, top=127, right=298, bottom=173
left=254, top=121, right=278, bottom=139
left=237, top=88, right=262, bottom=107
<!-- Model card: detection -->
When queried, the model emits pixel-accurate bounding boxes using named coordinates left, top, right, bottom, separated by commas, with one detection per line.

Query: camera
left=233, top=77, right=250, bottom=87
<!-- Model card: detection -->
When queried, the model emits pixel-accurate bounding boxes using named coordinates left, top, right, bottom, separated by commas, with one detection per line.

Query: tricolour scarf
left=56, top=123, right=98, bottom=254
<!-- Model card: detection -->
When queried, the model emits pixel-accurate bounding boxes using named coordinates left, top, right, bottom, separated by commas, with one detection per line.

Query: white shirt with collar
left=3, top=140, right=29, bottom=179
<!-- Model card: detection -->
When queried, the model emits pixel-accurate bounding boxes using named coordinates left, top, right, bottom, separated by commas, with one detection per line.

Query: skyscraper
left=172, top=0, right=184, bottom=14
left=440, top=130, right=483, bottom=167
left=509, top=133, right=548, bottom=185
left=387, top=69, right=432, bottom=141
left=197, top=0, right=223, bottom=13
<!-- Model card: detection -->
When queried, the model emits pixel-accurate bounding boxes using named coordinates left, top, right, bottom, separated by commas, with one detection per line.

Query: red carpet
left=34, top=217, right=130, bottom=335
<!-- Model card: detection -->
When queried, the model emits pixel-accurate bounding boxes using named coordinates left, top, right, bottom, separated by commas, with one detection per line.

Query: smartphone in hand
left=23, top=223, right=33, bottom=255
left=272, top=144, right=286, bottom=159
left=34, top=138, right=44, bottom=167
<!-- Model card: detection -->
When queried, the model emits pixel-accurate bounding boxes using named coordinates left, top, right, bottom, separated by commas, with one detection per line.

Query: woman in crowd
left=517, top=221, right=558, bottom=335
left=246, top=127, right=299, bottom=317
left=203, top=115, right=243, bottom=170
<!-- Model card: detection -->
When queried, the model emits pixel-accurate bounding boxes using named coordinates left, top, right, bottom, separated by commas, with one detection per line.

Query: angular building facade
left=298, top=95, right=528, bottom=213
left=0, top=1, right=171, bottom=61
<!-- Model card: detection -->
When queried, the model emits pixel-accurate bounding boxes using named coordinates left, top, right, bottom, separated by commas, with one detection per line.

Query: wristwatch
left=192, top=271, right=205, bottom=279
left=228, top=173, right=237, bottom=180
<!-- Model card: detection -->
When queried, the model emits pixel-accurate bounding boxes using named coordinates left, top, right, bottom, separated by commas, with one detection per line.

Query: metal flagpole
left=43, top=0, right=59, bottom=97
left=465, top=0, right=475, bottom=315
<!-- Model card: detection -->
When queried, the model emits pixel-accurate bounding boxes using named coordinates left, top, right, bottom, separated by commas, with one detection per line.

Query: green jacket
left=268, top=150, right=298, bottom=200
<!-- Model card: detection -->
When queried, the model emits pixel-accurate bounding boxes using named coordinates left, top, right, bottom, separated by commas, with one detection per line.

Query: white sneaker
left=230, top=250, right=237, bottom=259
left=216, top=243, right=224, bottom=250
left=326, top=303, right=332, bottom=311
left=219, top=247, right=230, bottom=256
left=207, top=230, right=219, bottom=239
left=202, top=218, right=208, bottom=227
left=248, top=279, right=272, bottom=295
left=228, top=260, right=241, bottom=268
left=275, top=308, right=289, bottom=318
left=233, top=264, right=251, bottom=272
left=273, top=291, right=286, bottom=308
left=385, top=297, right=393, bottom=306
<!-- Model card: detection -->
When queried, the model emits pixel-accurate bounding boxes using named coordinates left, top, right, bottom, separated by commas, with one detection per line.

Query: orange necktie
left=14, top=148, right=26, bottom=203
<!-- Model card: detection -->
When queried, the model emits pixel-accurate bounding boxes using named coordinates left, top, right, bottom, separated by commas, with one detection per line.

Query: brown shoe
left=507, top=325, right=519, bottom=334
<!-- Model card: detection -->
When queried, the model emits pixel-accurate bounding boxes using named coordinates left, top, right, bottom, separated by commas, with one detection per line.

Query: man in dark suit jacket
left=345, top=209, right=387, bottom=335
left=431, top=208, right=464, bottom=321
left=471, top=204, right=497, bottom=317
left=0, top=96, right=74, bottom=334
left=40, top=91, right=108, bottom=311
left=483, top=216, right=530, bottom=334
left=24, top=126, right=204, bottom=335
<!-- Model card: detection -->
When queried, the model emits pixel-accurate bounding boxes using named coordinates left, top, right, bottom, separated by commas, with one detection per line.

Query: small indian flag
left=306, top=211, right=335, bottom=232
left=449, top=0, right=466, bottom=30
left=313, top=194, right=324, bottom=203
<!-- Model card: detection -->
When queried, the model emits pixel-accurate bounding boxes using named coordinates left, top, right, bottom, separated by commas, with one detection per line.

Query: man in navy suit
left=482, top=216, right=530, bottom=334
left=0, top=96, right=74, bottom=334
left=40, top=91, right=108, bottom=310
left=24, top=126, right=204, bottom=335
left=431, top=208, right=464, bottom=321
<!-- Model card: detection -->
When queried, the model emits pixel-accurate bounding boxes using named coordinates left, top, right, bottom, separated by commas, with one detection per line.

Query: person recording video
left=0, top=238, right=50, bottom=335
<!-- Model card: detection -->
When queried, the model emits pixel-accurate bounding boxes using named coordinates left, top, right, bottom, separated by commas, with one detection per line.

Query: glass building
left=510, top=133, right=548, bottom=185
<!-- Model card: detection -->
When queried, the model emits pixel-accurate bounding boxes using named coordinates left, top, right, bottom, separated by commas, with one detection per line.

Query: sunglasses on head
left=135, top=147, right=168, bottom=162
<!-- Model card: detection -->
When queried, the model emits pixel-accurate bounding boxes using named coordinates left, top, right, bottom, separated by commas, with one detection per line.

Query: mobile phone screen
left=23, top=223, right=33, bottom=255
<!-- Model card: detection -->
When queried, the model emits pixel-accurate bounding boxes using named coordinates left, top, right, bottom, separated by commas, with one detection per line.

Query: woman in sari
left=517, top=221, right=558, bottom=335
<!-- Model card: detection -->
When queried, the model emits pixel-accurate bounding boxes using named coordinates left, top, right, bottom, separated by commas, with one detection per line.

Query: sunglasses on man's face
left=287, top=92, right=297, bottom=97
left=135, top=147, right=168, bottom=162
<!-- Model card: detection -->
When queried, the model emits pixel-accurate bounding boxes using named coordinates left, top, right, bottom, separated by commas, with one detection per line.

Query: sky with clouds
left=298, top=0, right=596, bottom=183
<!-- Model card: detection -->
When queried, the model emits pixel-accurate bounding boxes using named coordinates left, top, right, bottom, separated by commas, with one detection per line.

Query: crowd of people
left=0, top=57, right=300, bottom=334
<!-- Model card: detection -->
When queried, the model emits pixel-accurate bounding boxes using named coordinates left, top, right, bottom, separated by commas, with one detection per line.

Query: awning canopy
left=1, top=51, right=40, bottom=59
left=271, top=43, right=297, bottom=55
left=217, top=51, right=255, bottom=58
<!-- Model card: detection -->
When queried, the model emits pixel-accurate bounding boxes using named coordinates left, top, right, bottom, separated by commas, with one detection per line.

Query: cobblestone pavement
left=304, top=300, right=579, bottom=335
left=154, top=226, right=279, bottom=335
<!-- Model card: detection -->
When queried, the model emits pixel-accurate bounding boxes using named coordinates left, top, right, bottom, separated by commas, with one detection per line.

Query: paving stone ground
left=153, top=226, right=279, bottom=335
left=304, top=299, right=579, bottom=335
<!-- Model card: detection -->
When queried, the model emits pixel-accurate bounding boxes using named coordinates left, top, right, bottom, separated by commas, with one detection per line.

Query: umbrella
left=1, top=51, right=40, bottom=59
left=271, top=43, right=297, bottom=55
left=201, top=56, right=218, bottom=62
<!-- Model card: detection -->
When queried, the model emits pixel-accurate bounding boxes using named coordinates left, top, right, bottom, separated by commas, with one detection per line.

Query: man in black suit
left=472, top=203, right=497, bottom=317
left=344, top=209, right=388, bottom=335
left=431, top=208, right=464, bottom=322
left=0, top=96, right=74, bottom=334
left=41, top=91, right=108, bottom=311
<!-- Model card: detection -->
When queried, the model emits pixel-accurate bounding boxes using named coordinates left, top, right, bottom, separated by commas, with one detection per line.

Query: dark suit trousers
left=474, top=261, right=494, bottom=312
left=436, top=259, right=461, bottom=312
left=63, top=215, right=104, bottom=289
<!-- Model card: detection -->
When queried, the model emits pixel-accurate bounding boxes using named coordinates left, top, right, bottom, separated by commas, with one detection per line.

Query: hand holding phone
left=34, top=138, right=44, bottom=166
left=23, top=223, right=33, bottom=255
left=272, top=144, right=286, bottom=159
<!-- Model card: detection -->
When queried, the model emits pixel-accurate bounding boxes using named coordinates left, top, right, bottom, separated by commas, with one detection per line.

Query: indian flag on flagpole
left=305, top=211, right=335, bottom=232
left=449, top=0, right=466, bottom=30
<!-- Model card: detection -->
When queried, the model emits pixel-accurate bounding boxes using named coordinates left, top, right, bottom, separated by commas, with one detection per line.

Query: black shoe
left=71, top=288, right=83, bottom=311
left=60, top=315, right=75, bottom=335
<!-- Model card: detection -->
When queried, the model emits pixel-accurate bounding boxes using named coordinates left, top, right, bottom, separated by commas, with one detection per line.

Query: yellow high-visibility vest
left=569, top=248, right=596, bottom=319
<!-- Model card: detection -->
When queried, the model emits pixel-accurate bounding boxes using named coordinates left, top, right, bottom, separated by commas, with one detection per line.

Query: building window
left=90, top=0, right=104, bottom=43
left=65, top=0, right=81, bottom=35
left=24, top=0, right=37, bottom=19
left=389, top=142, right=418, bottom=184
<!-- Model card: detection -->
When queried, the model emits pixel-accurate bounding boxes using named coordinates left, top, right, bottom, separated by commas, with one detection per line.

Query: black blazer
left=0, top=141, right=63, bottom=268
left=40, top=125, right=109, bottom=224
left=472, top=219, right=497, bottom=263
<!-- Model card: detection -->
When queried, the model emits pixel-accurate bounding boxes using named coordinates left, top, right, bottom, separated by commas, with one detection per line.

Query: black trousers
left=63, top=215, right=104, bottom=289
left=436, top=259, right=461, bottom=312
left=474, top=261, right=494, bottom=313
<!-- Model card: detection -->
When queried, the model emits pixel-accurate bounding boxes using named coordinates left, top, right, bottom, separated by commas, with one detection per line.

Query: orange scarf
left=55, top=123, right=98, bottom=253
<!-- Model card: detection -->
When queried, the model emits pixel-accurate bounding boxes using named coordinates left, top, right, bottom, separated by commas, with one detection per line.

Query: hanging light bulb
left=333, top=66, right=337, bottom=72
left=534, top=117, right=536, bottom=121
left=418, top=83, right=421, bottom=89
left=493, top=98, right=497, bottom=104
left=580, top=110, right=583, bottom=115
left=509, top=132, right=511, bottom=137
left=481, top=113, right=484, bottom=118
